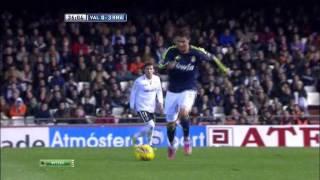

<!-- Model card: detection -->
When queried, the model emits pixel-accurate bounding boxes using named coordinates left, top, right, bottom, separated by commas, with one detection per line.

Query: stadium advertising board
left=206, top=125, right=320, bottom=147
left=0, top=127, right=49, bottom=148
left=49, top=126, right=206, bottom=148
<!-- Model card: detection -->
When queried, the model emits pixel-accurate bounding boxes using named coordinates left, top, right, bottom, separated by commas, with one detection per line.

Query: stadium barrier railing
left=1, top=115, right=319, bottom=126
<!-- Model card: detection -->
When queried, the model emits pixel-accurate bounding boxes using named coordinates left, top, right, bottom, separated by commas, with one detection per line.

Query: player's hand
left=226, top=68, right=233, bottom=76
left=156, top=103, right=164, bottom=114
left=167, top=61, right=177, bottom=70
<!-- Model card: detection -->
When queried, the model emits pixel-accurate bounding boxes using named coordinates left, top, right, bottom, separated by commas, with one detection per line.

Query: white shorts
left=164, top=90, right=197, bottom=122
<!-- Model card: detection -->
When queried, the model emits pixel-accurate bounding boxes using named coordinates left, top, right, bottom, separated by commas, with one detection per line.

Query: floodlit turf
left=1, top=147, right=319, bottom=180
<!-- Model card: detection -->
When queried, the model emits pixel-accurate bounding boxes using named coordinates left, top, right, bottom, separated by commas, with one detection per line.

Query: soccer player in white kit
left=130, top=62, right=164, bottom=146
left=160, top=27, right=230, bottom=159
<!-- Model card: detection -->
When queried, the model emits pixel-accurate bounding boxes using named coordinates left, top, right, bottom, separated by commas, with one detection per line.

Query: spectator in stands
left=219, top=29, right=235, bottom=46
left=95, top=108, right=117, bottom=124
left=253, top=89, right=269, bottom=111
left=230, top=69, right=244, bottom=86
left=54, top=102, right=71, bottom=123
left=0, top=96, right=9, bottom=120
left=71, top=36, right=89, bottom=56
left=196, top=95, right=214, bottom=113
left=242, top=100, right=258, bottom=124
left=26, top=97, right=39, bottom=116
left=292, top=81, right=308, bottom=114
left=9, top=98, right=27, bottom=117
left=75, top=62, right=91, bottom=82
left=154, top=36, right=166, bottom=63
left=60, top=45, right=72, bottom=66
left=4, top=66, right=22, bottom=85
left=70, top=104, right=88, bottom=124
left=129, top=56, right=144, bottom=75
left=35, top=62, right=49, bottom=80
left=262, top=77, right=276, bottom=98
left=104, top=55, right=116, bottom=73
left=116, top=64, right=135, bottom=81
left=239, top=111, right=250, bottom=124
left=292, top=104, right=309, bottom=125
left=111, top=90, right=128, bottom=108
left=50, top=69, right=65, bottom=88
left=225, top=108, right=241, bottom=125
left=83, top=98, right=96, bottom=116
left=90, top=63, right=110, bottom=82
left=64, top=73, right=77, bottom=90
left=99, top=36, right=114, bottom=56
left=81, top=88, right=96, bottom=106
left=33, top=36, right=46, bottom=52
left=259, top=108, right=275, bottom=125
left=223, top=95, right=239, bottom=115
left=198, top=108, right=214, bottom=124
left=128, top=45, right=140, bottom=58
left=280, top=110, right=294, bottom=125
left=36, top=85, right=48, bottom=102
left=142, top=46, right=154, bottom=63
left=49, top=90, right=64, bottom=109
left=301, top=68, right=315, bottom=86
left=112, top=29, right=126, bottom=46
left=35, top=103, right=52, bottom=124
left=190, top=106, right=200, bottom=125
left=21, top=64, right=33, bottom=84
left=66, top=86, right=80, bottom=105
left=212, top=86, right=224, bottom=107
left=279, top=83, right=294, bottom=106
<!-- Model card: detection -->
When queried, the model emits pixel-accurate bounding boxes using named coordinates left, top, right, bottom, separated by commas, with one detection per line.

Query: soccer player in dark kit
left=160, top=27, right=231, bottom=159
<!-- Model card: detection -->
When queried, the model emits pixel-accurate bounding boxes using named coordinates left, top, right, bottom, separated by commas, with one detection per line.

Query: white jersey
left=130, top=74, right=163, bottom=113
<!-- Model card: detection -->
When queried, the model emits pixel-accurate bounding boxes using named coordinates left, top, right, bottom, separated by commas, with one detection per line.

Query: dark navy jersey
left=160, top=45, right=212, bottom=93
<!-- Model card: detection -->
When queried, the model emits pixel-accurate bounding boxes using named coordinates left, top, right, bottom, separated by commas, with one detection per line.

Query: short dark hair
left=174, top=27, right=191, bottom=39
left=143, top=61, right=154, bottom=69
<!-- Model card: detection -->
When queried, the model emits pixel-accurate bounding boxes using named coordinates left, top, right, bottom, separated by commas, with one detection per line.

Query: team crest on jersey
left=175, top=55, right=181, bottom=61
left=191, top=56, right=196, bottom=62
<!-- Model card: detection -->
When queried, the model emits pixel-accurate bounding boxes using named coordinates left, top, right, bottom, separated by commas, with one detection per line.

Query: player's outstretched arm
left=211, top=55, right=232, bottom=76
left=159, top=45, right=177, bottom=70
left=192, top=45, right=231, bottom=76
left=129, top=80, right=138, bottom=111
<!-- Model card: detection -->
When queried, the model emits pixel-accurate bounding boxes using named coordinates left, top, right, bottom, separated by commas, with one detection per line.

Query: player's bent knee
left=166, top=114, right=178, bottom=122
left=167, top=122, right=176, bottom=130
left=147, top=120, right=155, bottom=129
left=179, top=108, right=190, bottom=118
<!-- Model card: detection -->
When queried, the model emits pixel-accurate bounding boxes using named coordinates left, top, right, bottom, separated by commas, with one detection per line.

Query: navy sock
left=167, top=123, right=176, bottom=145
left=180, top=117, right=190, bottom=139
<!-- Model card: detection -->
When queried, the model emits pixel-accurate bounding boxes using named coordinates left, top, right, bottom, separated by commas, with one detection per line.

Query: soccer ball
left=134, top=144, right=155, bottom=161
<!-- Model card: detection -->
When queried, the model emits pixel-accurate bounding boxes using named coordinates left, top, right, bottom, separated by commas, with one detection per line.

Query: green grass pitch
left=1, top=147, right=319, bottom=180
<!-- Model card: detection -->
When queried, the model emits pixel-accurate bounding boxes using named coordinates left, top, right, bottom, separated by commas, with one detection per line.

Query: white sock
left=134, top=120, right=155, bottom=145
left=147, top=120, right=155, bottom=145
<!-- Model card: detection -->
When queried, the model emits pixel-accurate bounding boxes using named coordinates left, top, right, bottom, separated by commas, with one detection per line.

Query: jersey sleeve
left=212, top=55, right=228, bottom=74
left=159, top=46, right=176, bottom=69
left=193, top=46, right=229, bottom=74
left=156, top=77, right=164, bottom=105
left=193, top=46, right=213, bottom=62
left=129, top=80, right=138, bottom=110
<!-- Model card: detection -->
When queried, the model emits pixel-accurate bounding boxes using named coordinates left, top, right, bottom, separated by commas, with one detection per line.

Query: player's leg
left=164, top=91, right=179, bottom=159
left=178, top=90, right=197, bottom=155
left=145, top=113, right=155, bottom=146
left=179, top=109, right=192, bottom=155
left=133, top=111, right=155, bottom=145
left=167, top=120, right=177, bottom=159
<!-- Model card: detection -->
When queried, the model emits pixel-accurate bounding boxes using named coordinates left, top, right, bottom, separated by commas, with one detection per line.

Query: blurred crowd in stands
left=1, top=6, right=319, bottom=125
